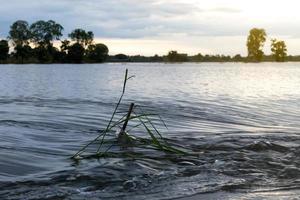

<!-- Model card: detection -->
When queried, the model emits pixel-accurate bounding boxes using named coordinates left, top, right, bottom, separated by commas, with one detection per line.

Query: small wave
left=245, top=141, right=290, bottom=152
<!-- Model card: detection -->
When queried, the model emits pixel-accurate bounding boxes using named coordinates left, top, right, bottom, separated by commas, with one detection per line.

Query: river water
left=0, top=63, right=300, bottom=199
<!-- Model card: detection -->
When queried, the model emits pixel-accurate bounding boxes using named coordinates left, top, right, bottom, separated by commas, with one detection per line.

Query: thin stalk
left=133, top=110, right=163, bottom=140
left=136, top=115, right=163, bottom=149
left=96, top=69, right=129, bottom=153
left=136, top=106, right=168, bottom=136
left=120, top=103, right=135, bottom=133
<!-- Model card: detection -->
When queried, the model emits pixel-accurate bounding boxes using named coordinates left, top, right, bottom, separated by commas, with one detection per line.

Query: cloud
left=208, top=7, right=241, bottom=13
left=0, top=0, right=239, bottom=39
left=0, top=0, right=295, bottom=40
left=1, top=0, right=300, bottom=55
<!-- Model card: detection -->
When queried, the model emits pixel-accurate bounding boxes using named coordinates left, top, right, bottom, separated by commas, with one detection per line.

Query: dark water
left=0, top=63, right=300, bottom=199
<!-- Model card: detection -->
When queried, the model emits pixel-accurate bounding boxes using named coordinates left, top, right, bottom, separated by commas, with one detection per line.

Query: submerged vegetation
left=0, top=20, right=295, bottom=64
left=72, top=69, right=187, bottom=160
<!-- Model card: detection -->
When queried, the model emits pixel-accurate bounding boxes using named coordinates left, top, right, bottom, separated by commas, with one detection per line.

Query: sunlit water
left=0, top=63, right=300, bottom=199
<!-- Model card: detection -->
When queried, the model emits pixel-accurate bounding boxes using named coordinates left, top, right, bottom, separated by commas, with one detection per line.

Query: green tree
left=150, top=54, right=163, bottom=62
left=14, top=44, right=33, bottom=63
left=69, top=29, right=94, bottom=47
left=60, top=40, right=70, bottom=53
left=247, top=28, right=267, bottom=62
left=30, top=20, right=63, bottom=46
left=30, top=20, right=63, bottom=63
left=166, top=51, right=188, bottom=62
left=8, top=20, right=31, bottom=46
left=271, top=39, right=287, bottom=62
left=192, top=53, right=204, bottom=62
left=115, top=54, right=128, bottom=60
left=67, top=43, right=85, bottom=63
left=34, top=45, right=60, bottom=63
left=86, top=43, right=109, bottom=62
left=59, top=40, right=70, bottom=62
left=0, top=40, right=9, bottom=62
left=233, top=54, right=243, bottom=62
left=8, top=20, right=32, bottom=63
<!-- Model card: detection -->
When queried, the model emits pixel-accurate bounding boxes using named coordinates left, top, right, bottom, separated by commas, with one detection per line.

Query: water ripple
left=0, top=63, right=300, bottom=199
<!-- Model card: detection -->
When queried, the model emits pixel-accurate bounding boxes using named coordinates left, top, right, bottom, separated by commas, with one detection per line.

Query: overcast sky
left=1, top=0, right=300, bottom=56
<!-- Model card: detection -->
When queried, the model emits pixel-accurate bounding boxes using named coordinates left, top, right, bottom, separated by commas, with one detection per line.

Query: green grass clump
left=72, top=69, right=187, bottom=160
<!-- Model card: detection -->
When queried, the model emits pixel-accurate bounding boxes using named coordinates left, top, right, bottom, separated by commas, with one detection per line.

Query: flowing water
left=0, top=63, right=300, bottom=199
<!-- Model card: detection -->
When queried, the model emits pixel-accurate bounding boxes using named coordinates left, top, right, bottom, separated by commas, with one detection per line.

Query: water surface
left=0, top=63, right=300, bottom=199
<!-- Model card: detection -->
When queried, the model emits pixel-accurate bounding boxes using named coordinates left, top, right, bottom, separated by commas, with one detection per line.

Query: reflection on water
left=0, top=63, right=300, bottom=199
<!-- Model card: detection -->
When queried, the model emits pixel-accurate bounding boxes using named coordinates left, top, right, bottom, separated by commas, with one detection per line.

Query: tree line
left=75, top=27, right=296, bottom=63
left=0, top=22, right=295, bottom=64
left=158, top=28, right=288, bottom=63
left=0, top=20, right=109, bottom=64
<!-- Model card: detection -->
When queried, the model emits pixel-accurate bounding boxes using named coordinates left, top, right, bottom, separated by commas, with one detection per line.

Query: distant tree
left=150, top=54, right=163, bottom=62
left=60, top=40, right=70, bottom=53
left=0, top=40, right=9, bottom=62
left=50, top=47, right=63, bottom=63
left=14, top=44, right=33, bottom=63
left=59, top=40, right=70, bottom=62
left=271, top=39, right=287, bottom=62
left=8, top=20, right=31, bottom=46
left=129, top=55, right=150, bottom=62
left=8, top=20, right=32, bottom=63
left=220, top=55, right=231, bottom=62
left=34, top=45, right=60, bottom=63
left=69, top=29, right=94, bottom=47
left=167, top=51, right=178, bottom=62
left=192, top=53, right=204, bottom=62
left=233, top=54, right=243, bottom=62
left=67, top=43, right=85, bottom=63
left=247, top=28, right=267, bottom=62
left=166, top=51, right=188, bottom=62
left=30, top=20, right=63, bottom=63
left=30, top=20, right=63, bottom=46
left=115, top=54, right=129, bottom=60
left=86, top=43, right=109, bottom=62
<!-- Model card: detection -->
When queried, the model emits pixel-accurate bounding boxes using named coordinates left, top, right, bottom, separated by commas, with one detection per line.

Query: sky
left=1, top=0, right=300, bottom=56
